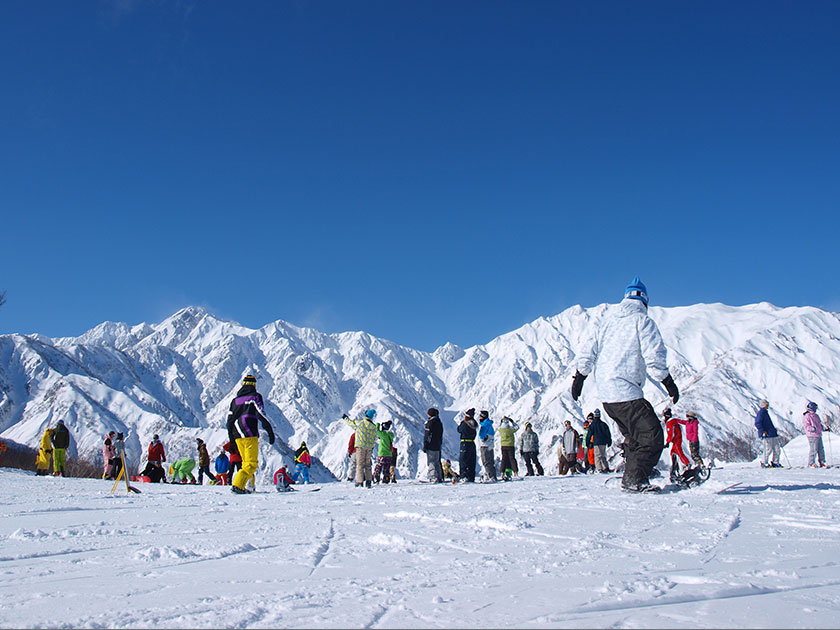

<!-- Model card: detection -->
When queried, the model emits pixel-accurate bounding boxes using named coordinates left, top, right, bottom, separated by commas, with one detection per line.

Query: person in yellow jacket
left=36, top=427, right=53, bottom=476
left=343, top=410, right=378, bottom=488
left=226, top=375, right=276, bottom=495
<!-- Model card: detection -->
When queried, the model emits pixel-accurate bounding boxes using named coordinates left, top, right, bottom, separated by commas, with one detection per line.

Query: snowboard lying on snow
left=604, top=465, right=713, bottom=493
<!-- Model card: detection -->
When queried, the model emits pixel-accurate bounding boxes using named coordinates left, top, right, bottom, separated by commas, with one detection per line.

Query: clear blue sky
left=1, top=1, right=838, bottom=351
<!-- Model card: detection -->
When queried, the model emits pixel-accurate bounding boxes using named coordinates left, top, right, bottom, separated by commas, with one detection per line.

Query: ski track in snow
left=1, top=465, right=840, bottom=628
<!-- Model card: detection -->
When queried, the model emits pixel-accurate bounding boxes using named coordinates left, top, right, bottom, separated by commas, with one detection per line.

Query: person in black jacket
left=50, top=420, right=71, bottom=477
left=586, top=409, right=613, bottom=473
left=457, top=408, right=478, bottom=482
left=424, top=408, right=444, bottom=482
left=226, top=374, right=276, bottom=494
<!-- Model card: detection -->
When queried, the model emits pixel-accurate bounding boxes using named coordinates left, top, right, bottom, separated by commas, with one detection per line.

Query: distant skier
left=755, top=399, right=781, bottom=468
left=373, top=421, right=395, bottom=484
left=343, top=410, right=378, bottom=488
left=559, top=421, right=581, bottom=475
left=498, top=417, right=520, bottom=479
left=226, top=374, right=276, bottom=494
left=803, top=402, right=828, bottom=468
left=572, top=277, right=679, bottom=493
left=50, top=419, right=71, bottom=477
left=223, top=441, right=242, bottom=485
left=214, top=449, right=230, bottom=484
left=112, top=433, right=126, bottom=480
left=423, top=408, right=444, bottom=483
left=586, top=409, right=612, bottom=473
left=346, top=432, right=357, bottom=482
left=581, top=416, right=593, bottom=473
left=478, top=411, right=498, bottom=481
left=442, top=458, right=458, bottom=481
left=102, top=431, right=116, bottom=480
left=36, top=427, right=53, bottom=476
left=678, top=411, right=704, bottom=467
left=274, top=465, right=295, bottom=492
left=457, top=409, right=478, bottom=482
left=147, top=434, right=166, bottom=475
left=293, top=441, right=312, bottom=484
left=519, top=422, right=544, bottom=476
left=169, top=457, right=197, bottom=483
left=664, top=409, right=690, bottom=481
left=195, top=438, right=214, bottom=485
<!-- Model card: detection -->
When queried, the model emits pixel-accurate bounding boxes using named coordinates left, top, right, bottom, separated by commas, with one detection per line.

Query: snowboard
left=716, top=481, right=743, bottom=494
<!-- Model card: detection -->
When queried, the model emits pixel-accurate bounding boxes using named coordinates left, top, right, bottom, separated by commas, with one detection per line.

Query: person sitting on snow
left=274, top=465, right=296, bottom=492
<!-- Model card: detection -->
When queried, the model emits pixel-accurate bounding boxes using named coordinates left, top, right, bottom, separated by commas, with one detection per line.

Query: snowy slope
left=1, top=303, right=839, bottom=480
left=1, top=461, right=839, bottom=628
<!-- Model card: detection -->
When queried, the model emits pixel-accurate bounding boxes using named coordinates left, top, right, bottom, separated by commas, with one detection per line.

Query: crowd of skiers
left=25, top=280, right=834, bottom=493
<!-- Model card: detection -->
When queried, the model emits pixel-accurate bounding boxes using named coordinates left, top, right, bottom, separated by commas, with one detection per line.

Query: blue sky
left=1, top=1, right=838, bottom=351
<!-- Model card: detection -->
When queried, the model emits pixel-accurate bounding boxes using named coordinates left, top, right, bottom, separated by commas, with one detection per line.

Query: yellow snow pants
left=233, top=437, right=259, bottom=490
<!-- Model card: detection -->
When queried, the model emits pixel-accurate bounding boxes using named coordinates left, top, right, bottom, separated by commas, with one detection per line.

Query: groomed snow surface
left=2, top=438, right=839, bottom=629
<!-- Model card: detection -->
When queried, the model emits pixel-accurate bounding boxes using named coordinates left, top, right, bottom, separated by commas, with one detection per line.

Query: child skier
left=373, top=421, right=396, bottom=484
left=664, top=409, right=690, bottom=481
left=678, top=411, right=703, bottom=467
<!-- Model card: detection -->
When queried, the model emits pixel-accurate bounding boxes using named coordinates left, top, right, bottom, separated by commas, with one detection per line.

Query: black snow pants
left=603, top=398, right=664, bottom=487
left=459, top=441, right=476, bottom=482
left=522, top=451, right=544, bottom=476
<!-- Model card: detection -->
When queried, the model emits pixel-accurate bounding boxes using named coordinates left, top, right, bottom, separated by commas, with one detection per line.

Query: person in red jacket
left=664, top=408, right=690, bottom=480
left=274, top=465, right=295, bottom=492
left=147, top=434, right=166, bottom=476
left=223, top=440, right=242, bottom=485
left=346, top=433, right=357, bottom=482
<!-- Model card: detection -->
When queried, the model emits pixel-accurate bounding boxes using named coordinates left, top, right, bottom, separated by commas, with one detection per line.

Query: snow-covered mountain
left=2, top=303, right=839, bottom=481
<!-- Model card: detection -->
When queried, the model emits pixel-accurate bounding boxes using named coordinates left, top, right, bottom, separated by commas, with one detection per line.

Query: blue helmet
left=807, top=401, right=818, bottom=411
left=625, top=276, right=649, bottom=306
left=365, top=409, right=377, bottom=419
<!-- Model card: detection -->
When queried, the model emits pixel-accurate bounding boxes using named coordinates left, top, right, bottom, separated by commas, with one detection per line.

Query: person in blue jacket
left=478, top=410, right=497, bottom=482
left=755, top=399, right=781, bottom=467
left=215, top=450, right=230, bottom=483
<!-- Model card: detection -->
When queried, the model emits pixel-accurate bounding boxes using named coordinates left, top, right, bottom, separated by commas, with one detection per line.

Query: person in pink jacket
left=803, top=402, right=828, bottom=467
left=102, top=431, right=116, bottom=480
left=678, top=411, right=704, bottom=467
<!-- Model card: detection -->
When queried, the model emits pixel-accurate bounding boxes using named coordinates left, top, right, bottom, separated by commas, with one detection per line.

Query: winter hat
left=465, top=408, right=476, bottom=418
left=242, top=374, right=257, bottom=387
left=624, top=276, right=649, bottom=306
left=686, top=411, right=697, bottom=419
left=116, top=432, right=124, bottom=440
left=365, top=409, right=377, bottom=420
left=663, top=408, right=672, bottom=419
left=153, top=434, right=159, bottom=441
left=381, top=421, right=392, bottom=431
left=525, top=422, right=532, bottom=429
left=593, top=409, right=601, bottom=418
left=196, top=437, right=203, bottom=444
left=807, top=401, right=818, bottom=411
left=479, top=410, right=489, bottom=419
left=428, top=408, right=439, bottom=417
left=586, top=412, right=594, bottom=421
left=57, top=419, right=65, bottom=425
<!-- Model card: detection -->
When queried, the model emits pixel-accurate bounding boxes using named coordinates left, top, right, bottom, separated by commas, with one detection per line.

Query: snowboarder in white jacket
left=571, top=277, right=679, bottom=492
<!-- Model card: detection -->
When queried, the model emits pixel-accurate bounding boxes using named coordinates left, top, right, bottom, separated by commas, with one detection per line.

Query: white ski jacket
left=576, top=298, right=670, bottom=404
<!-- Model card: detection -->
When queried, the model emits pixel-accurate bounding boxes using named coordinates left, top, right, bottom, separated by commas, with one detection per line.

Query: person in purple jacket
left=755, top=399, right=781, bottom=468
left=803, top=401, right=828, bottom=468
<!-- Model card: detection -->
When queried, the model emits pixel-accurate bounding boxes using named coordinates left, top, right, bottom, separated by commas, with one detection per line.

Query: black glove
left=571, top=371, right=587, bottom=401
left=661, top=374, right=679, bottom=404
left=342, top=413, right=349, bottom=420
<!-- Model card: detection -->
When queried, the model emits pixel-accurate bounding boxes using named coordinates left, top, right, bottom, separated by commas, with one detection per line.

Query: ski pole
left=780, top=441, right=792, bottom=468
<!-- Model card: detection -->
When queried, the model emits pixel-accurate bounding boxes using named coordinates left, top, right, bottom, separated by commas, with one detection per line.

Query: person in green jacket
left=498, top=417, right=520, bottom=479
left=373, top=421, right=396, bottom=483
left=169, top=458, right=196, bottom=484
left=343, top=410, right=378, bottom=488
